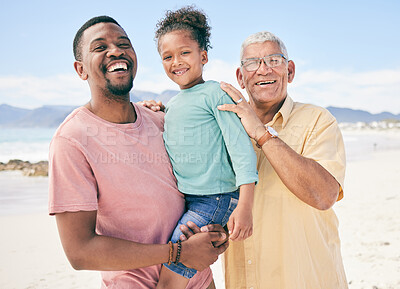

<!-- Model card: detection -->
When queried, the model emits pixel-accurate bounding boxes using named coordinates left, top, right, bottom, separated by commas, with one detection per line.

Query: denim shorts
left=163, top=189, right=239, bottom=279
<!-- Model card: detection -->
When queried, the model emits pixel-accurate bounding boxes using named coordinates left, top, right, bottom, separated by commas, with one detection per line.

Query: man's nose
left=107, top=45, right=125, bottom=57
left=257, top=59, right=272, bottom=74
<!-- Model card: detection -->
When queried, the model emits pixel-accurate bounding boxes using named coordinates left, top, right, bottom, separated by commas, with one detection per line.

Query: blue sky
left=1, top=0, right=399, bottom=113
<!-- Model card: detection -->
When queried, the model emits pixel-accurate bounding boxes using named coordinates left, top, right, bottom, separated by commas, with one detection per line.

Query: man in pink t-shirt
left=48, top=16, right=227, bottom=289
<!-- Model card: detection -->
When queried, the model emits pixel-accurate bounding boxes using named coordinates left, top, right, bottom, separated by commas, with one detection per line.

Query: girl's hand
left=227, top=205, right=253, bottom=241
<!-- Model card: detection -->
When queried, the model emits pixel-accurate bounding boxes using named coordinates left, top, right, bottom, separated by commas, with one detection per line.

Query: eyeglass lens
left=243, top=55, right=284, bottom=71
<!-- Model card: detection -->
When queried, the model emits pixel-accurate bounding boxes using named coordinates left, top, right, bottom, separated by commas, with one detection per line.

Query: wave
left=0, top=128, right=55, bottom=163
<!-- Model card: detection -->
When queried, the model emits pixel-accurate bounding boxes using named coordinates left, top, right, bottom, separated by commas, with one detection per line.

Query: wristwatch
left=256, top=126, right=278, bottom=148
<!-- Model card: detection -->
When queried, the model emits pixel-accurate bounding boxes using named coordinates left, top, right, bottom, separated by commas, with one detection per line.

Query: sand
left=0, top=136, right=399, bottom=288
left=335, top=149, right=400, bottom=289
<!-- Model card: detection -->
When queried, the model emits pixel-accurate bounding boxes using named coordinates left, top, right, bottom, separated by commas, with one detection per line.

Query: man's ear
left=74, top=61, right=88, bottom=80
left=201, top=50, right=208, bottom=65
left=287, top=60, right=295, bottom=83
left=236, top=67, right=245, bottom=89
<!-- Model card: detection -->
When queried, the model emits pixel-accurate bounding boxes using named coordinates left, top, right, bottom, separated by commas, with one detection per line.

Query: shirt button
left=248, top=260, right=252, bottom=264
left=216, top=197, right=220, bottom=200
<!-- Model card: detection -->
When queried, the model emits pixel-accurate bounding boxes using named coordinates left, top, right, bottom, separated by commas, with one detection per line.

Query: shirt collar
left=266, top=95, right=293, bottom=129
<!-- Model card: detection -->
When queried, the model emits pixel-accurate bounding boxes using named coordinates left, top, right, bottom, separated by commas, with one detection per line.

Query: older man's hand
left=218, top=82, right=265, bottom=141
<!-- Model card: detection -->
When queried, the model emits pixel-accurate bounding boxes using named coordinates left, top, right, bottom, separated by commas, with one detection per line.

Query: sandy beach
left=0, top=131, right=399, bottom=288
left=336, top=150, right=400, bottom=289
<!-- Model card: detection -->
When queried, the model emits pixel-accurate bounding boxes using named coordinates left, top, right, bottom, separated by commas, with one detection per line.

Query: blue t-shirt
left=163, top=80, right=258, bottom=195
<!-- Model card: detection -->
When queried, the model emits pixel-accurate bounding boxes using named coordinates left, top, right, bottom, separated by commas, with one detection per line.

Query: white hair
left=240, top=31, right=288, bottom=60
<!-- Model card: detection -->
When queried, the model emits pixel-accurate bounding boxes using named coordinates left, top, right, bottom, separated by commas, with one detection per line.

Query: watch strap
left=256, top=127, right=277, bottom=148
left=256, top=131, right=271, bottom=148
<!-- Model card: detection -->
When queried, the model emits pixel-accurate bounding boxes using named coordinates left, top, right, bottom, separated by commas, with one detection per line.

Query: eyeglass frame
left=240, top=53, right=288, bottom=72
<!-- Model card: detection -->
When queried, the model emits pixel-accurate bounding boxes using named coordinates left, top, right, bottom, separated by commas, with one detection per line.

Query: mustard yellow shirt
left=223, top=96, right=347, bottom=289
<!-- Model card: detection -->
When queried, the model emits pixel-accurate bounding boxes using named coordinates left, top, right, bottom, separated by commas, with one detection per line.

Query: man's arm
left=56, top=210, right=228, bottom=271
left=218, top=82, right=340, bottom=210
left=256, top=134, right=339, bottom=210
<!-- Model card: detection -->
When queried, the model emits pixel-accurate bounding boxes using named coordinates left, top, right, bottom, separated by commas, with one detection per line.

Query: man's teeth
left=108, top=62, right=128, bottom=72
left=257, top=81, right=275, bottom=85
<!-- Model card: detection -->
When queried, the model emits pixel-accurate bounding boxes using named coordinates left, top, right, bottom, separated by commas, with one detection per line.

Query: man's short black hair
left=73, top=16, right=121, bottom=61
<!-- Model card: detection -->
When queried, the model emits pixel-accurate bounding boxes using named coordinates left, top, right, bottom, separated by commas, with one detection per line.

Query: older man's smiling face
left=237, top=41, right=295, bottom=109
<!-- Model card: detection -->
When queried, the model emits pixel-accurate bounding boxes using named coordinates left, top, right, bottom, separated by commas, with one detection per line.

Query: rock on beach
left=0, top=159, right=48, bottom=176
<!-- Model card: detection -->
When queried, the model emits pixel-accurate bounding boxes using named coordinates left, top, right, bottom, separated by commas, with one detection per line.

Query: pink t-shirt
left=48, top=104, right=212, bottom=288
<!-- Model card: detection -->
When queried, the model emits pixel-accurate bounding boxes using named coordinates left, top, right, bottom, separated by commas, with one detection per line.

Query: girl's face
left=159, top=30, right=208, bottom=90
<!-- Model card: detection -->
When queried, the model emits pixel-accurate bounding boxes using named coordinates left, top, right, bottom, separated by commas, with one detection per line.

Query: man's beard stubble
left=105, top=75, right=134, bottom=102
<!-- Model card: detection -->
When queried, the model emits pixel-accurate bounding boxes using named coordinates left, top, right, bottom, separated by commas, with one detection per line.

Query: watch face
left=267, top=126, right=278, bottom=137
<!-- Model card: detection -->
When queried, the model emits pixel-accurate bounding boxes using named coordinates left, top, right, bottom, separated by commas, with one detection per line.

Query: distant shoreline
left=1, top=129, right=400, bottom=177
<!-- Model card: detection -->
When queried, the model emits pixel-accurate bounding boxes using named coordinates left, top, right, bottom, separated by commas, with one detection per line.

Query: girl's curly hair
left=155, top=5, right=212, bottom=52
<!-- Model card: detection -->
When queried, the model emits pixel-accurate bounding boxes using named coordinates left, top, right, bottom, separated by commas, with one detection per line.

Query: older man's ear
left=287, top=60, right=295, bottom=83
left=236, top=67, right=246, bottom=89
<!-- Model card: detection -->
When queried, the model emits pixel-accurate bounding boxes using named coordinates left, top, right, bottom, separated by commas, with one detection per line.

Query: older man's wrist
left=254, top=125, right=267, bottom=141
left=255, top=126, right=279, bottom=148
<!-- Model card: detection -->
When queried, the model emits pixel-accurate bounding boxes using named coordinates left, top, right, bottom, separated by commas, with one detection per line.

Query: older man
left=48, top=16, right=227, bottom=289
left=218, top=31, right=347, bottom=288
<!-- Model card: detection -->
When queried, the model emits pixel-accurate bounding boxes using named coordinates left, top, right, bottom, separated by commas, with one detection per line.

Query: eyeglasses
left=241, top=54, right=287, bottom=72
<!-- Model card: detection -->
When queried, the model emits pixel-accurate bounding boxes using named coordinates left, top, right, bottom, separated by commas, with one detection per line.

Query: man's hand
left=137, top=100, right=165, bottom=112
left=180, top=231, right=228, bottom=271
left=217, top=82, right=265, bottom=140
left=180, top=222, right=229, bottom=248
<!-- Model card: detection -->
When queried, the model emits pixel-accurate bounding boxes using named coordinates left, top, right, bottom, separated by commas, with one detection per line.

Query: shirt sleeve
left=211, top=90, right=258, bottom=187
left=302, top=110, right=346, bottom=200
left=48, top=135, right=98, bottom=215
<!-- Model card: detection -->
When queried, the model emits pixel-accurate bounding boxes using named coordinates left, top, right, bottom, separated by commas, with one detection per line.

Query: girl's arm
left=227, top=182, right=255, bottom=241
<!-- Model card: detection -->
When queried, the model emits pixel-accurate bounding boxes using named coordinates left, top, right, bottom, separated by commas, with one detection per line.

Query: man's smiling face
left=76, top=22, right=137, bottom=100
left=237, top=41, right=295, bottom=108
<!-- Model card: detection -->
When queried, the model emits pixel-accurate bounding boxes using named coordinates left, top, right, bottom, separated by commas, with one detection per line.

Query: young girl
left=155, top=6, right=258, bottom=288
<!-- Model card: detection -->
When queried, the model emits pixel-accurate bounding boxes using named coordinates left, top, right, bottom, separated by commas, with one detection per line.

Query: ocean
left=0, top=127, right=56, bottom=163
left=1, top=127, right=399, bottom=163
left=0, top=128, right=55, bottom=215
left=0, top=127, right=399, bottom=215
left=341, top=130, right=400, bottom=162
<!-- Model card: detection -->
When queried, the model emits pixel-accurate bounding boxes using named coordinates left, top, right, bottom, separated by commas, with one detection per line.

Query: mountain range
left=1, top=89, right=399, bottom=127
